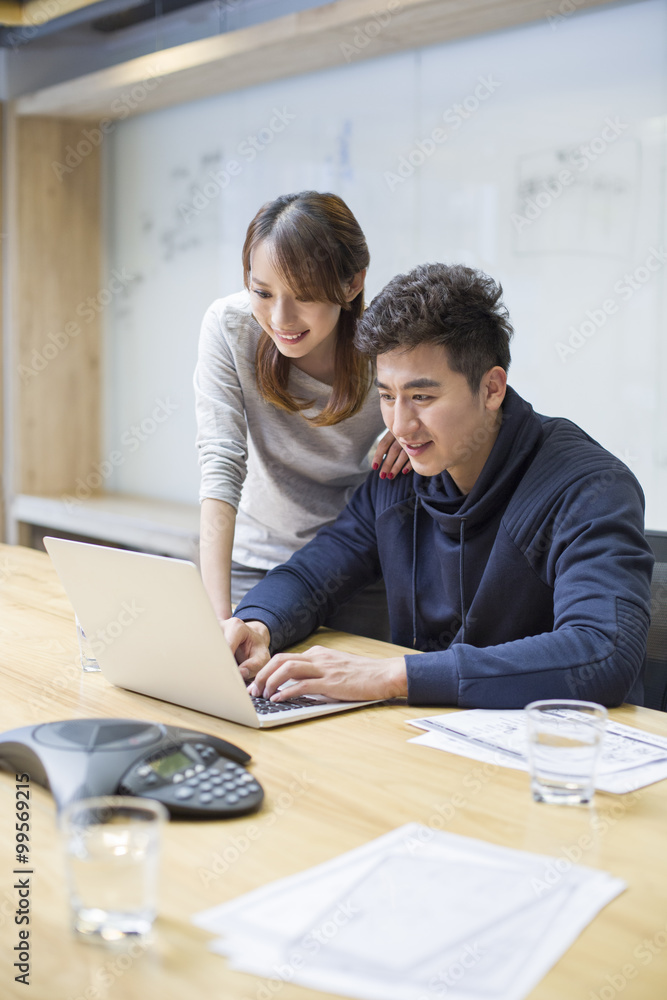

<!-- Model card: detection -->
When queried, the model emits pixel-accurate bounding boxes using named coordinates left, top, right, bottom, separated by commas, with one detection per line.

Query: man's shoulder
left=367, top=470, right=416, bottom=518
left=504, top=413, right=643, bottom=543
left=346, top=467, right=415, bottom=512
left=536, top=412, right=632, bottom=480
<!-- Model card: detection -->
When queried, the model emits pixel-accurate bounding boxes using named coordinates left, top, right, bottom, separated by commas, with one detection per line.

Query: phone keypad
left=169, top=761, right=261, bottom=807
left=119, top=742, right=264, bottom=817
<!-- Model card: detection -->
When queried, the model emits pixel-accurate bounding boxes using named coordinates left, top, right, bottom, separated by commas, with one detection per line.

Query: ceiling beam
left=15, top=0, right=637, bottom=120
left=0, top=0, right=104, bottom=26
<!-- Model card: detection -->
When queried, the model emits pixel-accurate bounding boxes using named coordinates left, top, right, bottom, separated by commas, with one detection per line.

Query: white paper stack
left=192, top=823, right=624, bottom=1000
left=407, top=710, right=667, bottom=793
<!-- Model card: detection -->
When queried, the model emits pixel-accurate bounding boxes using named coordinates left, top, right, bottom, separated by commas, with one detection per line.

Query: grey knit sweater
left=194, top=290, right=386, bottom=570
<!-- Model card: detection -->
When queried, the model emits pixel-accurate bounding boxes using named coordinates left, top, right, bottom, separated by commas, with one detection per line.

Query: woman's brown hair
left=242, top=191, right=371, bottom=426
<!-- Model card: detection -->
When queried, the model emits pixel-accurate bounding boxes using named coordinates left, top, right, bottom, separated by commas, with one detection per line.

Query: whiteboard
left=102, top=0, right=667, bottom=530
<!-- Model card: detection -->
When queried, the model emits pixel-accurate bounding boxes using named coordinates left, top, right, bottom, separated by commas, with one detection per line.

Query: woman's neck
left=290, top=333, right=337, bottom=386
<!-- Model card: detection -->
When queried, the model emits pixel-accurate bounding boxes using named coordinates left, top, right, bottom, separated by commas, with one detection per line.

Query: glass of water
left=525, top=700, right=607, bottom=805
left=61, top=796, right=168, bottom=944
left=75, top=615, right=100, bottom=672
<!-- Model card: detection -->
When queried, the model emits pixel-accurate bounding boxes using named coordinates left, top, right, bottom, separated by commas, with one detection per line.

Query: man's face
left=375, top=343, right=505, bottom=493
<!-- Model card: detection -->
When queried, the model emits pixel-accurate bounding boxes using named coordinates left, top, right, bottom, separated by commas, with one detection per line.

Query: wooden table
left=1, top=543, right=666, bottom=1000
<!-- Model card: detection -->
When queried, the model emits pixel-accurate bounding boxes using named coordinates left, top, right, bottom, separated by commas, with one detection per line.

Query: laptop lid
left=43, top=537, right=260, bottom=728
left=43, top=538, right=379, bottom=729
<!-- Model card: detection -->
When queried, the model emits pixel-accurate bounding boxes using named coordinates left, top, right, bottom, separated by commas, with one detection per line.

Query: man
left=223, top=263, right=654, bottom=708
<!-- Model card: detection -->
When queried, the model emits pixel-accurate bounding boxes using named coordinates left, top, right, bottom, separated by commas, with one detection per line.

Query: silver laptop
left=43, top=537, right=379, bottom=728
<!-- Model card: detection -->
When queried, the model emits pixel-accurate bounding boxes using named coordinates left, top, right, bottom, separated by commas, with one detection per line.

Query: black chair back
left=644, top=531, right=667, bottom=712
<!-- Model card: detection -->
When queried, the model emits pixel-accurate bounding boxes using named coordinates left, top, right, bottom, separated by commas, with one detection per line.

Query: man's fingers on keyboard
left=261, top=660, right=322, bottom=699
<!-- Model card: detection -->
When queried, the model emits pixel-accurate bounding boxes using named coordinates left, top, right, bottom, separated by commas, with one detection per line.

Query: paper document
left=193, top=823, right=624, bottom=1000
left=408, top=710, right=667, bottom=792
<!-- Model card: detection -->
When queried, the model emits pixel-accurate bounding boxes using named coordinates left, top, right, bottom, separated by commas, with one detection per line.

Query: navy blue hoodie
left=236, top=388, right=654, bottom=708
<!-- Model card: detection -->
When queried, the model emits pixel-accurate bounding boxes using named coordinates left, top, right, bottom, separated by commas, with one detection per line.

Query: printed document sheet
left=408, top=710, right=667, bottom=793
left=193, top=823, right=624, bottom=1000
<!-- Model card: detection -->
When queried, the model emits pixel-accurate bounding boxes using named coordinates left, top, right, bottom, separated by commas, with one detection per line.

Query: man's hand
left=248, top=645, right=408, bottom=702
left=222, top=617, right=271, bottom=679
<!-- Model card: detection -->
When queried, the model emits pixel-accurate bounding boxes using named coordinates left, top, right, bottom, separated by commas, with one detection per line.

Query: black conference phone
left=0, top=718, right=264, bottom=819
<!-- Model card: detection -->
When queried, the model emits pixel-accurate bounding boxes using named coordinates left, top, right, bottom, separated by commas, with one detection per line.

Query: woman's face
left=248, top=241, right=356, bottom=364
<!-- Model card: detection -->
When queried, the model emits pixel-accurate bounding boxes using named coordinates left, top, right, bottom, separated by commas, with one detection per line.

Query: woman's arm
left=199, top=498, right=237, bottom=622
left=195, top=299, right=252, bottom=620
left=199, top=497, right=236, bottom=621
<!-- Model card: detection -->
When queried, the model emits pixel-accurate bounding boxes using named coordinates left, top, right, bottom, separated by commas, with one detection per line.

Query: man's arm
left=222, top=615, right=408, bottom=698
left=226, top=473, right=411, bottom=697
left=233, top=471, right=387, bottom=653
left=222, top=618, right=271, bottom=679
left=242, top=467, right=653, bottom=708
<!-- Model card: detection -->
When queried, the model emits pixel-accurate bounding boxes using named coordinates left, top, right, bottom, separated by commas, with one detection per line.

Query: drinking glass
left=75, top=615, right=100, bottom=672
left=525, top=700, right=607, bottom=805
left=61, top=796, right=168, bottom=944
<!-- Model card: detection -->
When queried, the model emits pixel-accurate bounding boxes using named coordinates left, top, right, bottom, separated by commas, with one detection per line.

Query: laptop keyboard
left=251, top=695, right=322, bottom=715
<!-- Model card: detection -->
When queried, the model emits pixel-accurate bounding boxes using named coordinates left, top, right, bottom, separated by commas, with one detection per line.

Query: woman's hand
left=372, top=430, right=411, bottom=479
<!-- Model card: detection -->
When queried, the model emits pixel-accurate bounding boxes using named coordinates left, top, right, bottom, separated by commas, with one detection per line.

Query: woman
left=194, top=191, right=407, bottom=640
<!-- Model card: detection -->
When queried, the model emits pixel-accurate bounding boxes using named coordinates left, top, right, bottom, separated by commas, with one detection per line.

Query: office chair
left=643, top=531, right=667, bottom=712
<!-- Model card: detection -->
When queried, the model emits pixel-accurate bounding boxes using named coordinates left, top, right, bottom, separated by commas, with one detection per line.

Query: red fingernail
left=388, top=473, right=394, bottom=479
left=380, top=471, right=386, bottom=479
left=372, top=462, right=379, bottom=470
left=403, top=467, right=410, bottom=474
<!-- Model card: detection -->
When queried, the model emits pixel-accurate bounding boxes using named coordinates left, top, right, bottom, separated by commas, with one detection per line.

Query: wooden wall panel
left=0, top=103, right=3, bottom=541
left=15, top=116, right=101, bottom=497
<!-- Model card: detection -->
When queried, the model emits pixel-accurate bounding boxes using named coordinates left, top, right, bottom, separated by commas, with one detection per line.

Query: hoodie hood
left=413, top=386, right=544, bottom=538
left=407, top=387, right=545, bottom=646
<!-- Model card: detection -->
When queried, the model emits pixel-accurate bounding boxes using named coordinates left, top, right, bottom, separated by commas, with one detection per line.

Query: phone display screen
left=149, top=749, right=192, bottom=778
